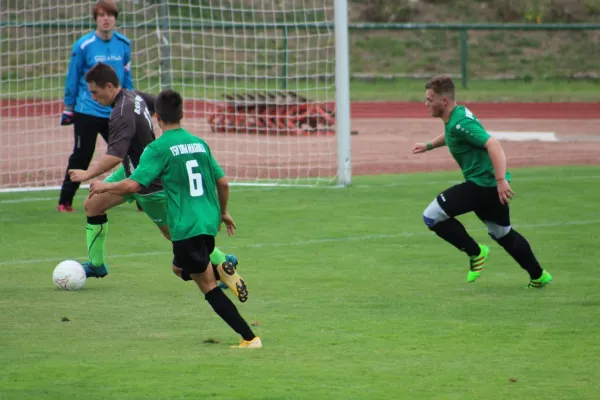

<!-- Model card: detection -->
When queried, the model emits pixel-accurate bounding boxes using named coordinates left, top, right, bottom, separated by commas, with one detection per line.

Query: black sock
left=205, top=287, right=255, bottom=341
left=87, top=214, right=108, bottom=225
left=430, top=218, right=480, bottom=257
left=495, top=229, right=543, bottom=279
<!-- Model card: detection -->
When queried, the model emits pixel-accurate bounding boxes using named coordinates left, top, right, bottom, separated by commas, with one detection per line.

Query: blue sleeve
left=64, top=41, right=84, bottom=107
left=122, top=44, right=134, bottom=90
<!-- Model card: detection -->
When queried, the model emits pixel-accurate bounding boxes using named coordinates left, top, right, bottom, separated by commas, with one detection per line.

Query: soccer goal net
left=0, top=0, right=350, bottom=192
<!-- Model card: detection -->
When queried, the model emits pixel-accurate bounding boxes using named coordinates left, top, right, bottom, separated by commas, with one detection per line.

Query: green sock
left=87, top=215, right=108, bottom=266
left=209, top=247, right=227, bottom=265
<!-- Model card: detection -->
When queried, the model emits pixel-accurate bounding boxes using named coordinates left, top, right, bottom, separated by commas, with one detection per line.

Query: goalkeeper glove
left=60, top=106, right=75, bottom=126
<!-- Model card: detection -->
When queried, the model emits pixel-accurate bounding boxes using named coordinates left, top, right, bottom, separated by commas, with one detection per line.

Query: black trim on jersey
left=113, top=33, right=131, bottom=46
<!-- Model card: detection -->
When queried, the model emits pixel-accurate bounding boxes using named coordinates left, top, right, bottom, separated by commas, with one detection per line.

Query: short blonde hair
left=425, top=75, right=456, bottom=99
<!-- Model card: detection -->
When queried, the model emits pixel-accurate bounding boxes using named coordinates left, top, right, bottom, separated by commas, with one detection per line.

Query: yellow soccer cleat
left=230, top=337, right=262, bottom=349
left=216, top=261, right=248, bottom=302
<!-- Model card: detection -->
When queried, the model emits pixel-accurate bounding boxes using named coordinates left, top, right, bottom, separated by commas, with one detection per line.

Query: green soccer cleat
left=81, top=261, right=109, bottom=278
left=527, top=270, right=552, bottom=289
left=467, top=244, right=489, bottom=283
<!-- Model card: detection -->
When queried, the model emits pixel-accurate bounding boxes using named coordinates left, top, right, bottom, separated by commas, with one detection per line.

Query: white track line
left=490, top=131, right=558, bottom=142
left=0, top=197, right=60, bottom=204
left=2, top=218, right=599, bottom=267
left=2, top=173, right=600, bottom=205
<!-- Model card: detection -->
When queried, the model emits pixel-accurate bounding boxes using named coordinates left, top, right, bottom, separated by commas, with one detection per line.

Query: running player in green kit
left=89, top=89, right=261, bottom=348
left=413, top=75, right=552, bottom=289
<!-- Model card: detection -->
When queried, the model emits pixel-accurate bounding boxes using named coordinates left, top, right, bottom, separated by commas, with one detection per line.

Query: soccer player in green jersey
left=68, top=62, right=238, bottom=286
left=413, top=75, right=552, bottom=289
left=88, top=89, right=261, bottom=348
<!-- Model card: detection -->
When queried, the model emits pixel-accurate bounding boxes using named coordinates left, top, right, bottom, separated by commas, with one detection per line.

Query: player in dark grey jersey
left=68, top=62, right=240, bottom=282
left=105, top=88, right=163, bottom=194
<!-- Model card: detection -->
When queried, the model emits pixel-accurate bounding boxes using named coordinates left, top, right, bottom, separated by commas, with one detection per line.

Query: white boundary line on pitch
left=2, top=173, right=600, bottom=205
left=490, top=131, right=559, bottom=142
left=2, top=218, right=599, bottom=267
left=353, top=173, right=600, bottom=188
left=0, top=197, right=60, bottom=204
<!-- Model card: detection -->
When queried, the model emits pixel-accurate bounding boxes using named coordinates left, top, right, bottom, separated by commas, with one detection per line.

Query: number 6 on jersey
left=186, top=160, right=204, bottom=197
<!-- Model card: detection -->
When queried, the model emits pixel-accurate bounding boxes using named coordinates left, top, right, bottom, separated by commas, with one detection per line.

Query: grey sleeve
left=134, top=91, right=156, bottom=115
left=106, top=105, right=136, bottom=159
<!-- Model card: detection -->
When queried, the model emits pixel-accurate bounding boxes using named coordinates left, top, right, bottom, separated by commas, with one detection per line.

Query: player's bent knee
left=423, top=199, right=449, bottom=229
left=83, top=198, right=102, bottom=215
left=484, top=221, right=512, bottom=240
left=423, top=215, right=436, bottom=228
left=84, top=195, right=108, bottom=216
left=83, top=197, right=91, bottom=213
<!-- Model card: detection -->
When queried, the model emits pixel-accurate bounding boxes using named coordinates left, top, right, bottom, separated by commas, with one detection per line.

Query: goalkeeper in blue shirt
left=57, top=0, right=134, bottom=212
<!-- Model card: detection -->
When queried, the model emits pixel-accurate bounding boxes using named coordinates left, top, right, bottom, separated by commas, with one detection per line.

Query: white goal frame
left=0, top=0, right=351, bottom=192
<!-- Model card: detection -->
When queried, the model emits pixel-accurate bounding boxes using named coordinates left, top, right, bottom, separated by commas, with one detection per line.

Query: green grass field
left=2, top=165, right=600, bottom=399
left=2, top=77, right=599, bottom=102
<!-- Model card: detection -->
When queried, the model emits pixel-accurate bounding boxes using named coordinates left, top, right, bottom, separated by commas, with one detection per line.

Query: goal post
left=0, top=0, right=351, bottom=191
left=334, top=0, right=352, bottom=186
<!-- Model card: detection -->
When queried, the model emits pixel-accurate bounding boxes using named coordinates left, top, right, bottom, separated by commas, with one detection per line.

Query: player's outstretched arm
left=413, top=133, right=446, bottom=154
left=89, top=178, right=141, bottom=197
left=69, top=154, right=123, bottom=182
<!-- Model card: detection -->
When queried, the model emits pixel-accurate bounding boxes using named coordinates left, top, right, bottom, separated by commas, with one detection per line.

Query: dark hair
left=85, top=62, right=120, bottom=88
left=155, top=89, right=184, bottom=124
left=425, top=75, right=456, bottom=99
left=93, top=0, right=119, bottom=20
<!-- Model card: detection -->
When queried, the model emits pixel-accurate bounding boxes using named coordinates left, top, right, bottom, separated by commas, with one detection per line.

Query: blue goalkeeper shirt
left=63, top=31, right=134, bottom=119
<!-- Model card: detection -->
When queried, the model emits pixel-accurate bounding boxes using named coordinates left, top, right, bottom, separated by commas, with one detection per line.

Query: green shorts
left=104, top=166, right=168, bottom=227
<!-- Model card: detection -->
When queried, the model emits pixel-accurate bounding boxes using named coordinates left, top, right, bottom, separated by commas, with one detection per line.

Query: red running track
left=1, top=99, right=598, bottom=119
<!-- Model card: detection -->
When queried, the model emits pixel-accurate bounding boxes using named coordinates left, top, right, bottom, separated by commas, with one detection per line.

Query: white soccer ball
left=52, top=260, right=87, bottom=290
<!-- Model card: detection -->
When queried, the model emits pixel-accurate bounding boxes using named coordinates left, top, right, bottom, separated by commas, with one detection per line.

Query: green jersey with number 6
left=129, top=128, right=225, bottom=241
left=444, top=105, right=510, bottom=187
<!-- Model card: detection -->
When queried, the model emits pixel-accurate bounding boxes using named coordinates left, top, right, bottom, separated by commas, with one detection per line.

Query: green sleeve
left=130, top=145, right=164, bottom=187
left=451, top=120, right=491, bottom=148
left=209, top=150, right=225, bottom=180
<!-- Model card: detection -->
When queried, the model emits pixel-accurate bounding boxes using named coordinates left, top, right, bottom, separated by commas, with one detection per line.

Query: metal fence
left=351, top=23, right=600, bottom=88
left=2, top=20, right=599, bottom=88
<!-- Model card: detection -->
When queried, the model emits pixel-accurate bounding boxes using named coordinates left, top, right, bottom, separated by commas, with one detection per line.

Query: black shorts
left=436, top=180, right=510, bottom=226
left=172, top=235, right=215, bottom=274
